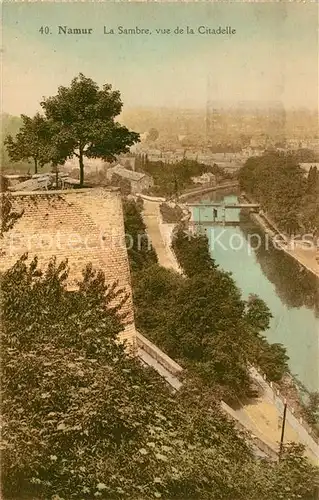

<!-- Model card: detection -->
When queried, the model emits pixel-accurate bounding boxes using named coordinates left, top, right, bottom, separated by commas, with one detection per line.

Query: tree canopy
left=4, top=113, right=53, bottom=174
left=123, top=197, right=158, bottom=272
left=1, top=201, right=318, bottom=499
left=40, top=73, right=140, bottom=185
left=2, top=254, right=318, bottom=500
left=129, top=214, right=289, bottom=401
left=238, top=152, right=319, bottom=234
left=0, top=193, right=24, bottom=237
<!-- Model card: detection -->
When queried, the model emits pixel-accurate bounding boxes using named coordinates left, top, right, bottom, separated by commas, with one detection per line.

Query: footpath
left=241, top=193, right=319, bottom=279
left=142, top=199, right=181, bottom=273
left=138, top=193, right=319, bottom=463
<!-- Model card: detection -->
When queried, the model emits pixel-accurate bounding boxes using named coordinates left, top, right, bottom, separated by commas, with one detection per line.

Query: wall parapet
left=136, top=193, right=166, bottom=203
left=136, top=331, right=183, bottom=377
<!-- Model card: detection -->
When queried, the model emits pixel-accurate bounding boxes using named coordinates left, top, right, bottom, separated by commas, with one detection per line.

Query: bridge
left=186, top=202, right=260, bottom=210
left=183, top=201, right=260, bottom=226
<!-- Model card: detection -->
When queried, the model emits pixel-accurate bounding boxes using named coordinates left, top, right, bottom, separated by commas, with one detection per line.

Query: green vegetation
left=41, top=74, right=139, bottom=186
left=239, top=152, right=319, bottom=234
left=124, top=202, right=289, bottom=401
left=0, top=193, right=24, bottom=236
left=3, top=74, right=140, bottom=185
left=302, top=392, right=319, bottom=428
left=123, top=198, right=157, bottom=272
left=2, top=198, right=318, bottom=499
left=135, top=156, right=231, bottom=197
left=159, top=203, right=183, bottom=223
left=172, top=226, right=217, bottom=277
left=4, top=113, right=54, bottom=174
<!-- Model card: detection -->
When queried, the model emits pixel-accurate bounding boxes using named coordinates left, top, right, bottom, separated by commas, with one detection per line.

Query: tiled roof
left=8, top=176, right=51, bottom=192
left=0, top=187, right=136, bottom=345
left=108, top=165, right=148, bottom=182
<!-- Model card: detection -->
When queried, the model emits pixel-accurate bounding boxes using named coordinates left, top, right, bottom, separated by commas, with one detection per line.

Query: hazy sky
left=2, top=2, right=318, bottom=116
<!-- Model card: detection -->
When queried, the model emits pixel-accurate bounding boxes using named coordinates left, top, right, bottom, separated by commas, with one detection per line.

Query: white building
left=191, top=172, right=216, bottom=185
left=299, top=163, right=319, bottom=175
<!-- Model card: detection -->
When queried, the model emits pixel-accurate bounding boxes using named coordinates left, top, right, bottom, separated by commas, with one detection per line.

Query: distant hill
left=1, top=114, right=35, bottom=174
left=1, top=113, right=23, bottom=141
left=121, top=106, right=318, bottom=142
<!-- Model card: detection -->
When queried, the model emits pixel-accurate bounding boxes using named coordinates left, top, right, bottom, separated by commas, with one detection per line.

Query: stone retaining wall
left=136, top=331, right=183, bottom=377
left=1, top=188, right=136, bottom=345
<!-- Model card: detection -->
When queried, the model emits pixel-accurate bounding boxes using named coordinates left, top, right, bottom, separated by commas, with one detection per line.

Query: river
left=192, top=189, right=319, bottom=393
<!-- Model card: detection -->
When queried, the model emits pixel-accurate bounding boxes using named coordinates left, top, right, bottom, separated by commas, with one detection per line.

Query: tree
left=303, top=392, right=319, bottom=426
left=40, top=74, right=140, bottom=186
left=1, top=193, right=24, bottom=237
left=239, top=152, right=310, bottom=234
left=2, top=256, right=318, bottom=499
left=172, top=225, right=217, bottom=277
left=123, top=199, right=157, bottom=272
left=244, top=294, right=272, bottom=333
left=111, top=173, right=131, bottom=196
left=4, top=113, right=52, bottom=174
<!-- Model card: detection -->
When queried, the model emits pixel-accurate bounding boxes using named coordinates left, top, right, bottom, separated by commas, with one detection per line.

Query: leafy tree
left=238, top=152, right=319, bottom=234
left=133, top=263, right=183, bottom=334
left=111, top=173, right=131, bottom=196
left=244, top=294, right=272, bottom=333
left=123, top=198, right=157, bottom=272
left=40, top=73, right=140, bottom=186
left=159, top=202, right=183, bottom=223
left=303, top=392, right=319, bottom=427
left=242, top=294, right=288, bottom=380
left=255, top=341, right=289, bottom=382
left=4, top=113, right=52, bottom=174
left=0, top=193, right=24, bottom=237
left=2, top=256, right=318, bottom=500
left=172, top=225, right=217, bottom=277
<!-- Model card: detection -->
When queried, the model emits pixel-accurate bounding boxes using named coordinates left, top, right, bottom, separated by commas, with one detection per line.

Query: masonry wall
left=0, top=187, right=136, bottom=346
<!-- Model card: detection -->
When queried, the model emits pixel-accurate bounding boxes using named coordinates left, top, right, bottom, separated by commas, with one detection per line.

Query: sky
left=2, top=2, right=318, bottom=116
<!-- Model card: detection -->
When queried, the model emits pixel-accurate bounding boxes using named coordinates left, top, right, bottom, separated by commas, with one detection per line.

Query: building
left=118, top=155, right=136, bottom=171
left=299, top=163, right=319, bottom=176
left=0, top=187, right=136, bottom=346
left=63, top=156, right=107, bottom=174
left=106, top=164, right=154, bottom=194
left=191, top=172, right=217, bottom=185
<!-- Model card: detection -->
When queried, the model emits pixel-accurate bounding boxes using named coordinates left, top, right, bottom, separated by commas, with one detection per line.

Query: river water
left=192, top=190, right=319, bottom=392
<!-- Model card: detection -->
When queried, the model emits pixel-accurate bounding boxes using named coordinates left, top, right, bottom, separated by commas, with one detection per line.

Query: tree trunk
left=79, top=150, right=84, bottom=187
left=34, top=158, right=38, bottom=175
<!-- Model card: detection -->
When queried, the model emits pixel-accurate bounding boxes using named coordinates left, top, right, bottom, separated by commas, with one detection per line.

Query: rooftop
left=108, top=164, right=148, bottom=182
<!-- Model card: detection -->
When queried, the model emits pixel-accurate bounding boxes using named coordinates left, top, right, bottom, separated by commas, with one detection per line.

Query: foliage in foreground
left=1, top=193, right=24, bottom=237
left=1, top=256, right=319, bottom=500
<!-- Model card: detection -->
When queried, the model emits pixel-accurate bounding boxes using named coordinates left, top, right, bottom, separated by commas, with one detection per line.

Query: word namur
left=56, top=26, right=236, bottom=36
left=56, top=26, right=151, bottom=35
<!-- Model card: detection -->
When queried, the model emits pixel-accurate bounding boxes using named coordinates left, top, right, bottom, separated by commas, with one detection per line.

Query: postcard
left=1, top=2, right=319, bottom=499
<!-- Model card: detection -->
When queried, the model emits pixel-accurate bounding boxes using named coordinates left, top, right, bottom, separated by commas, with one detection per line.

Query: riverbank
left=178, top=181, right=239, bottom=201
left=241, top=194, right=319, bottom=279
left=139, top=197, right=319, bottom=462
